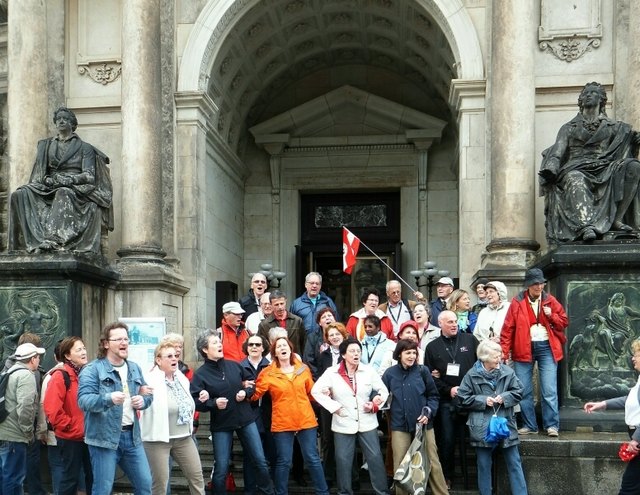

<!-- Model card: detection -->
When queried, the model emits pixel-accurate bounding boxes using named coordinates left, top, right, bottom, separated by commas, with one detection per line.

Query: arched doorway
left=174, top=0, right=486, bottom=328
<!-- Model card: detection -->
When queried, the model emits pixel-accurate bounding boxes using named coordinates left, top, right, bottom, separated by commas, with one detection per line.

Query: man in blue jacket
left=289, top=272, right=339, bottom=334
left=78, top=322, right=153, bottom=495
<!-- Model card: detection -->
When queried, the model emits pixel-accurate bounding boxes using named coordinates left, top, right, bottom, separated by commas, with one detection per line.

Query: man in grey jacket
left=0, top=342, right=45, bottom=492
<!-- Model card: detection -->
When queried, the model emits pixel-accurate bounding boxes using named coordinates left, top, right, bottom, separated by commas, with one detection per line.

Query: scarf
left=64, top=359, right=83, bottom=376
left=456, top=310, right=470, bottom=331
left=165, top=375, right=193, bottom=426
left=474, top=360, right=501, bottom=391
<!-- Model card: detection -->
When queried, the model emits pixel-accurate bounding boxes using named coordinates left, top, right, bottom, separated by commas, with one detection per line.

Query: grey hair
left=269, top=289, right=287, bottom=302
left=305, top=272, right=322, bottom=284
left=385, top=280, right=401, bottom=291
left=477, top=339, right=502, bottom=363
left=196, top=329, right=220, bottom=359
left=161, top=332, right=185, bottom=345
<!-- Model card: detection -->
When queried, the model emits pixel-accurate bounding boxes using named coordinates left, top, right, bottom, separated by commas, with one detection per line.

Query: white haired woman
left=457, top=340, right=528, bottom=495
left=474, top=281, right=510, bottom=343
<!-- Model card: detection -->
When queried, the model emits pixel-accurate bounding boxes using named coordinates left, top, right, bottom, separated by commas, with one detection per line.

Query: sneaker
left=547, top=428, right=559, bottom=437
left=517, top=427, right=538, bottom=435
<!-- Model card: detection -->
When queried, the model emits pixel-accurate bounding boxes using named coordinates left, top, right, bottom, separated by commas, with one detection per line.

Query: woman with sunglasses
left=240, top=335, right=276, bottom=493
left=139, top=341, right=204, bottom=494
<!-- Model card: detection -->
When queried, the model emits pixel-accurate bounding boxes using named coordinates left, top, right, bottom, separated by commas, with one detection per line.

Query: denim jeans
left=0, top=440, right=27, bottom=495
left=243, top=430, right=276, bottom=494
left=26, top=440, right=47, bottom=495
left=212, top=422, right=274, bottom=495
left=272, top=428, right=329, bottom=495
left=48, top=444, right=65, bottom=494
left=88, top=430, right=151, bottom=495
left=334, top=429, right=389, bottom=495
left=57, top=438, right=93, bottom=495
left=476, top=445, right=528, bottom=495
left=514, top=340, right=559, bottom=431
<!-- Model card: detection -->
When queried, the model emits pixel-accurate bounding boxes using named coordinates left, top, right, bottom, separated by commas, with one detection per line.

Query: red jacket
left=345, top=309, right=395, bottom=342
left=500, top=290, right=569, bottom=363
left=43, top=363, right=85, bottom=441
left=219, top=321, right=250, bottom=362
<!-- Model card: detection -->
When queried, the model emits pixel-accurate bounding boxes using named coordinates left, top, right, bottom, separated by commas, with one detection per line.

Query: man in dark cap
left=500, top=268, right=568, bottom=437
left=471, top=277, right=489, bottom=314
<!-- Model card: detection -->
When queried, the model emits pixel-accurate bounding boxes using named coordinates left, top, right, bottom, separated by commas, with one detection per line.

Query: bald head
left=438, top=310, right=458, bottom=337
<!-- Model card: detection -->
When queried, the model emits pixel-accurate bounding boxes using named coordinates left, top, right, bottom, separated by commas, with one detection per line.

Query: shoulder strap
left=54, top=369, right=71, bottom=391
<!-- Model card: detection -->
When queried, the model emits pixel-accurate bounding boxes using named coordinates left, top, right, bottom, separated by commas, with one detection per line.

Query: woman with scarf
left=139, top=341, right=204, bottom=495
left=43, top=336, right=93, bottom=495
left=447, top=289, right=477, bottom=333
left=312, top=338, right=390, bottom=495
left=457, top=339, right=528, bottom=495
left=584, top=339, right=640, bottom=495
left=413, top=302, right=441, bottom=351
left=346, top=288, right=395, bottom=341
left=474, top=281, right=510, bottom=343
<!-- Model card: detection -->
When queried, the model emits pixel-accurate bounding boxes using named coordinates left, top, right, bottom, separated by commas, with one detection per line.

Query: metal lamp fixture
left=410, top=261, right=450, bottom=301
left=249, top=263, right=286, bottom=289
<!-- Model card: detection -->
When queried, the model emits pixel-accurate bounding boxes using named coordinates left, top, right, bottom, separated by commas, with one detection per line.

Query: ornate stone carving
left=538, top=0, right=602, bottom=62
left=77, top=62, right=121, bottom=85
left=539, top=36, right=601, bottom=62
left=285, top=0, right=304, bottom=13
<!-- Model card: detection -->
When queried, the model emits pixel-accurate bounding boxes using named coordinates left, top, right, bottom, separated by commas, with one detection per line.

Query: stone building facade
left=0, top=0, right=639, bottom=361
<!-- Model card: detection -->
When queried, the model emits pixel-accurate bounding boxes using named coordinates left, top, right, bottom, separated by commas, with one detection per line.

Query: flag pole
left=355, top=237, right=421, bottom=295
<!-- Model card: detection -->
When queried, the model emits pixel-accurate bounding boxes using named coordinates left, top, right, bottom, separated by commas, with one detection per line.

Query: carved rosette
left=77, top=62, right=122, bottom=84
left=539, top=36, right=601, bottom=62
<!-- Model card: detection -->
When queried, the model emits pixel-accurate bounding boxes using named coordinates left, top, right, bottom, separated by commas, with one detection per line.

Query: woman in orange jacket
left=253, top=337, right=329, bottom=495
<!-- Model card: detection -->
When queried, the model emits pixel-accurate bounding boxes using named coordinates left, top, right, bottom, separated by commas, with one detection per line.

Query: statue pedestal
left=0, top=253, right=119, bottom=369
left=537, top=241, right=640, bottom=431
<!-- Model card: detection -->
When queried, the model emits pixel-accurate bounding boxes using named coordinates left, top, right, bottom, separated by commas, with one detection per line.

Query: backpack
left=0, top=367, right=31, bottom=423
left=45, top=368, right=71, bottom=431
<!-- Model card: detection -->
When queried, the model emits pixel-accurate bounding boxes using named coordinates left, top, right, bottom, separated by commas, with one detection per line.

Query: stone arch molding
left=177, top=0, right=484, bottom=93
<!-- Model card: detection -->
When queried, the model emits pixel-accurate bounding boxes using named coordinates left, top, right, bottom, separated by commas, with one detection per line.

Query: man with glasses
left=0, top=342, right=45, bottom=493
left=240, top=273, right=269, bottom=316
left=78, top=322, right=154, bottom=494
left=289, top=272, right=339, bottom=334
left=245, top=292, right=272, bottom=335
left=378, top=280, right=426, bottom=337
left=500, top=268, right=568, bottom=438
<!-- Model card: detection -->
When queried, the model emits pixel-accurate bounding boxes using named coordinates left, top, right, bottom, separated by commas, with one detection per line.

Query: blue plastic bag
left=484, top=411, right=510, bottom=444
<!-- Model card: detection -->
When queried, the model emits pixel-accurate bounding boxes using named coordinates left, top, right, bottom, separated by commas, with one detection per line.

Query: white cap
left=222, top=301, right=245, bottom=314
left=13, top=343, right=46, bottom=360
left=436, top=277, right=454, bottom=287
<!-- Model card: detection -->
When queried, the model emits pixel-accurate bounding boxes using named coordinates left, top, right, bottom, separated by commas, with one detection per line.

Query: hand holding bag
left=393, top=423, right=431, bottom=494
left=618, top=442, right=639, bottom=462
left=484, top=404, right=510, bottom=444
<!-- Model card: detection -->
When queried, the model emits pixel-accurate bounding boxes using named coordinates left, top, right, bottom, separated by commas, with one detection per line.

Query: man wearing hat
left=218, top=301, right=250, bottom=362
left=500, top=268, right=568, bottom=437
left=429, top=277, right=455, bottom=326
left=0, top=342, right=45, bottom=492
left=471, top=278, right=490, bottom=314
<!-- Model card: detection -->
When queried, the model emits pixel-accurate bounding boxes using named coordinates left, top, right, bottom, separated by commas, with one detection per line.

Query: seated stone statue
left=8, top=106, right=113, bottom=254
left=539, top=81, right=640, bottom=242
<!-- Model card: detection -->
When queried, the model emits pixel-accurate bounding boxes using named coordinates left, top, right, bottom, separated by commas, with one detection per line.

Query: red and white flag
left=342, top=227, right=360, bottom=274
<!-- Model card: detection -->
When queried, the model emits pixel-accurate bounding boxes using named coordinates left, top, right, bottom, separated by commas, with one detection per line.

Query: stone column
left=7, top=0, right=49, bottom=193
left=486, top=0, right=539, bottom=272
left=118, top=0, right=165, bottom=261
left=628, top=0, right=640, bottom=128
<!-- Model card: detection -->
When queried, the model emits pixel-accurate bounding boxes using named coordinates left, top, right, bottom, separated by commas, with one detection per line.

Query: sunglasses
left=247, top=342, right=263, bottom=347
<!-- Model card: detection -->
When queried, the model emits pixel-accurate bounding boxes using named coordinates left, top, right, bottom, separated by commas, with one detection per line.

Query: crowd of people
left=2, top=268, right=638, bottom=495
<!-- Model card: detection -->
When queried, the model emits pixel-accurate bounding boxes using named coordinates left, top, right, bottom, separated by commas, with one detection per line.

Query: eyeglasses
left=253, top=280, right=267, bottom=284
left=247, top=342, right=263, bottom=347
left=108, top=337, right=130, bottom=343
left=366, top=299, right=379, bottom=303
left=160, top=354, right=176, bottom=359
left=389, top=290, right=401, bottom=295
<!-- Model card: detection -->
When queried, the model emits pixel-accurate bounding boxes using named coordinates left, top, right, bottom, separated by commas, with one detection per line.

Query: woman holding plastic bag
left=457, top=340, right=528, bottom=495
left=381, top=339, right=449, bottom=495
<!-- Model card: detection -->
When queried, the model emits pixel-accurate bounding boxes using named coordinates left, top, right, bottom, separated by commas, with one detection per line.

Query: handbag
left=484, top=405, right=510, bottom=444
left=618, top=442, right=639, bottom=462
left=393, top=423, right=431, bottom=494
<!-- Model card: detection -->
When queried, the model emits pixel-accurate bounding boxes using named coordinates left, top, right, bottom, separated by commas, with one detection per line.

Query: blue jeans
left=48, top=444, right=65, bottom=494
left=476, top=445, right=528, bottom=495
left=0, top=440, right=27, bottom=495
left=334, top=430, right=389, bottom=495
left=212, top=422, right=274, bottom=495
left=88, top=430, right=151, bottom=495
left=26, top=440, right=47, bottom=495
left=57, top=438, right=93, bottom=495
left=272, top=428, right=328, bottom=495
left=243, top=430, right=276, bottom=494
left=514, top=340, right=559, bottom=431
